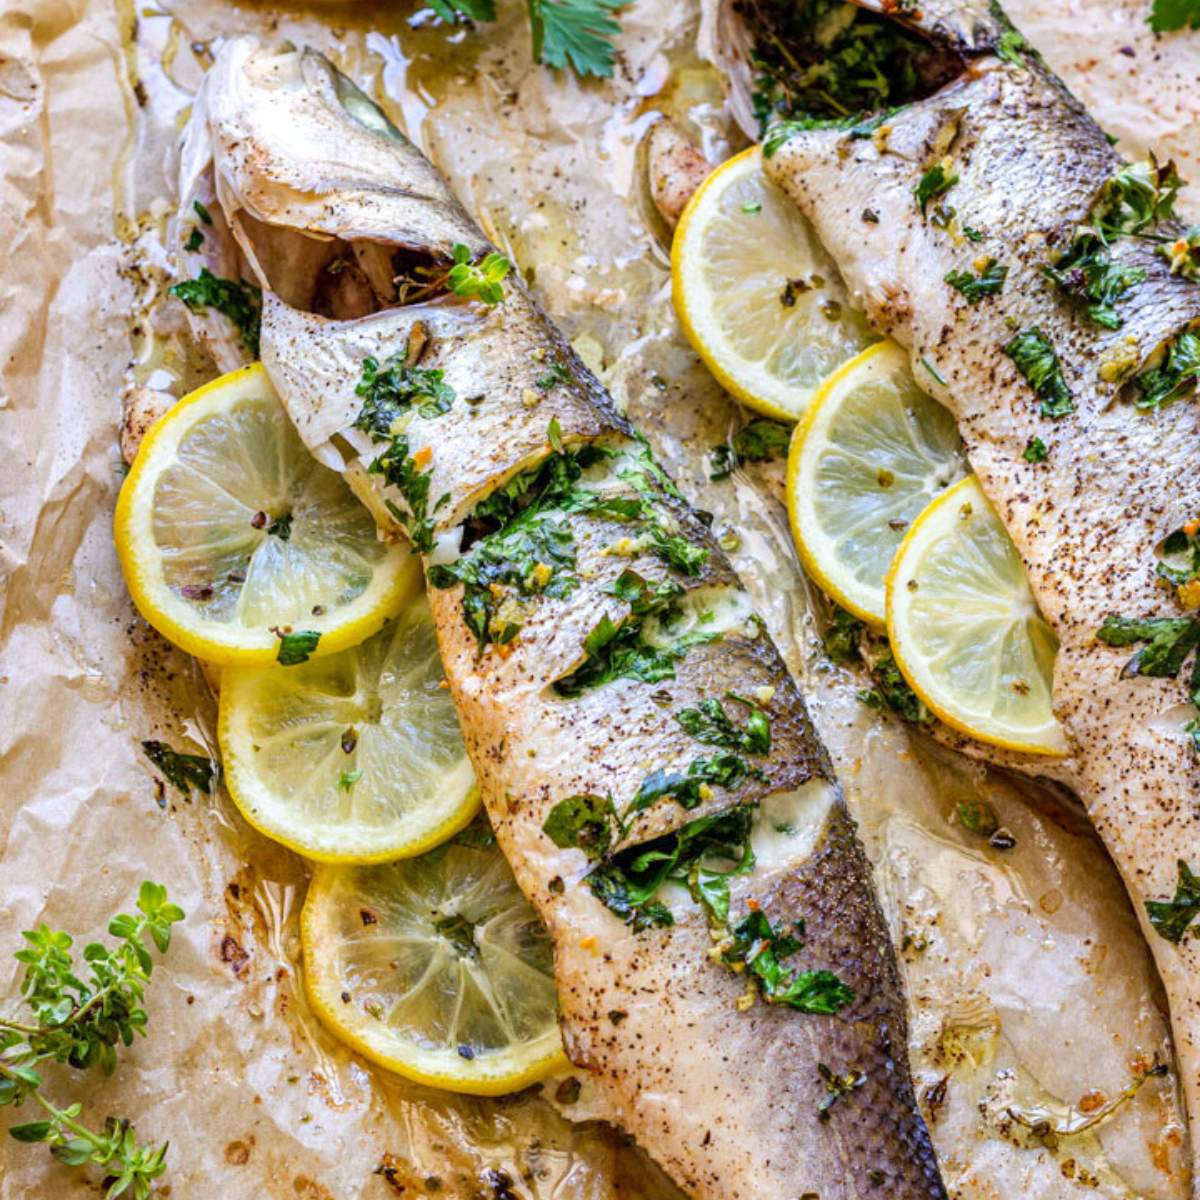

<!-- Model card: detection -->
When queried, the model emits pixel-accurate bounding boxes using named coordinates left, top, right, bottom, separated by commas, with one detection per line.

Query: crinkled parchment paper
left=0, top=2, right=1198, bottom=1198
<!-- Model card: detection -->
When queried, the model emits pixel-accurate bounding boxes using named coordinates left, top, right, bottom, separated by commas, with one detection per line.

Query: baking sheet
left=0, top=1, right=1197, bottom=1197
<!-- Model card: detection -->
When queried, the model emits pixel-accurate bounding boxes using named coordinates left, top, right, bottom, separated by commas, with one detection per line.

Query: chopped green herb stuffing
left=1157, top=523, right=1200, bottom=589
left=722, top=910, right=855, bottom=1013
left=627, top=753, right=762, bottom=817
left=1004, top=328, right=1073, bottom=418
left=676, top=694, right=771, bottom=755
left=749, top=0, right=931, bottom=141
left=858, top=649, right=931, bottom=725
left=353, top=355, right=455, bottom=434
left=141, top=740, right=215, bottom=795
left=1132, top=330, right=1200, bottom=410
left=536, top=359, right=571, bottom=391
left=169, top=269, right=262, bottom=357
left=1045, top=157, right=1182, bottom=328
left=824, top=605, right=865, bottom=666
left=184, top=227, right=204, bottom=253
left=945, top=258, right=1007, bottom=303
left=1146, top=859, right=1200, bottom=943
left=369, top=435, right=448, bottom=553
left=277, top=630, right=321, bottom=666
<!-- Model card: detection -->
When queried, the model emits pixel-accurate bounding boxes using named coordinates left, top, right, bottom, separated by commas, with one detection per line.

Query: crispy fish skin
left=762, top=0, right=1200, bottom=1173
left=195, top=37, right=948, bottom=1200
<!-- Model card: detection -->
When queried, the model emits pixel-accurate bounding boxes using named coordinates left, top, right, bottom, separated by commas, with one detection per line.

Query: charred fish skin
left=190, top=37, right=949, bottom=1200
left=759, top=0, right=1200, bottom=1173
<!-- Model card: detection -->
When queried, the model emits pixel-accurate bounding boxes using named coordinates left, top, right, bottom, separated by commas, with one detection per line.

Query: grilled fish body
left=760, top=0, right=1200, bottom=1172
left=182, top=38, right=947, bottom=1200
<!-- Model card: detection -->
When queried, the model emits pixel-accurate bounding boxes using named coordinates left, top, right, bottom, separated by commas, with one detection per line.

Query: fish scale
left=762, top=0, right=1200, bottom=1187
left=184, top=35, right=948, bottom=1200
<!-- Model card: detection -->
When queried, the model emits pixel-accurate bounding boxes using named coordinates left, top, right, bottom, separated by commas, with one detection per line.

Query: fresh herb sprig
left=1, top=882, right=183, bottom=1198
left=353, top=356, right=455, bottom=434
left=1133, top=330, right=1200, bottom=411
left=448, top=244, right=511, bottom=305
left=140, top=741, right=214, bottom=797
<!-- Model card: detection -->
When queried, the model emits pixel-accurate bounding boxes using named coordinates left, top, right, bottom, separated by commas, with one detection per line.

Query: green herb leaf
left=816, top=1062, right=867, bottom=1120
left=536, top=359, right=571, bottom=391
left=723, top=910, right=854, bottom=1013
left=945, top=258, right=1008, bottom=303
left=858, top=649, right=931, bottom=725
left=353, top=355, right=455, bottom=435
left=277, top=630, right=321, bottom=666
left=957, top=798, right=998, bottom=838
left=529, top=0, right=626, bottom=79
left=192, top=200, right=213, bottom=225
left=1004, top=328, right=1073, bottom=418
left=448, top=243, right=511, bottom=305
left=1146, top=860, right=1200, bottom=942
left=338, top=770, right=363, bottom=792
left=169, top=269, right=262, bottom=357
left=1149, top=0, right=1200, bottom=35
left=1133, top=330, right=1200, bottom=411
left=995, top=28, right=1030, bottom=67
left=675, top=694, right=770, bottom=755
left=429, top=0, right=497, bottom=20
left=1097, top=615, right=1200, bottom=679
left=140, top=741, right=215, bottom=796
left=824, top=605, right=865, bottom=666
left=1022, top=437, right=1048, bottom=464
left=183, top=228, right=204, bottom=253
left=542, top=794, right=617, bottom=860
left=626, top=753, right=758, bottom=816
left=547, top=416, right=564, bottom=453
left=915, top=162, right=958, bottom=217
left=369, top=435, right=444, bottom=553
left=587, top=805, right=755, bottom=931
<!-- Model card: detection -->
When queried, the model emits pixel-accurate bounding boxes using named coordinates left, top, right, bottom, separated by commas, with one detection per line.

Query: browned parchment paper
left=1, top=2, right=1198, bottom=1198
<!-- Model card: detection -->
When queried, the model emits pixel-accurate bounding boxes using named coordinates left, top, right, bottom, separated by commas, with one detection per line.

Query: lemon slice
left=788, top=341, right=967, bottom=626
left=886, top=476, right=1066, bottom=756
left=672, top=146, right=876, bottom=421
left=302, top=835, right=567, bottom=1094
left=115, top=363, right=413, bottom=665
left=218, top=593, right=479, bottom=863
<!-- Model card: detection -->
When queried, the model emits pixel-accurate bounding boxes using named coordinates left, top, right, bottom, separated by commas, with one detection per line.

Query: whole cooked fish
left=747, top=0, right=1200, bottom=1180
left=172, top=37, right=947, bottom=1200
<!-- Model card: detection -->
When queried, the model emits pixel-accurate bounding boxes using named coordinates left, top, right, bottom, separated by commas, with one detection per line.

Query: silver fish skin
left=761, top=0, right=1200, bottom=1178
left=186, top=36, right=948, bottom=1200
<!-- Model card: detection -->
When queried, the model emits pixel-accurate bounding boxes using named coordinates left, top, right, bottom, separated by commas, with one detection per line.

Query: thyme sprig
left=1, top=882, right=183, bottom=1197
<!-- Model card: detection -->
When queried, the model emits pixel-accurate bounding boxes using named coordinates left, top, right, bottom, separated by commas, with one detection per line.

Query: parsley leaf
left=588, top=806, right=757, bottom=931
left=448, top=243, right=511, bottom=305
left=1097, top=615, right=1200, bottom=679
left=169, top=269, right=262, bottom=357
left=529, top=0, right=627, bottom=79
left=626, top=753, right=760, bottom=817
left=1146, top=860, right=1200, bottom=943
left=140, top=740, right=215, bottom=796
left=945, top=258, right=1008, bottom=303
left=552, top=614, right=683, bottom=696
left=1004, top=328, right=1074, bottom=418
left=1023, top=437, right=1048, bottom=463
left=915, top=162, right=958, bottom=217
left=1133, top=330, right=1200, bottom=411
left=368, top=435, right=448, bottom=553
left=353, top=355, right=455, bottom=433
left=723, top=910, right=854, bottom=1014
left=1149, top=0, right=1200, bottom=34
left=675, top=694, right=770, bottom=755
left=428, top=0, right=496, bottom=19
left=277, top=630, right=321, bottom=666
left=708, top=419, right=791, bottom=481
